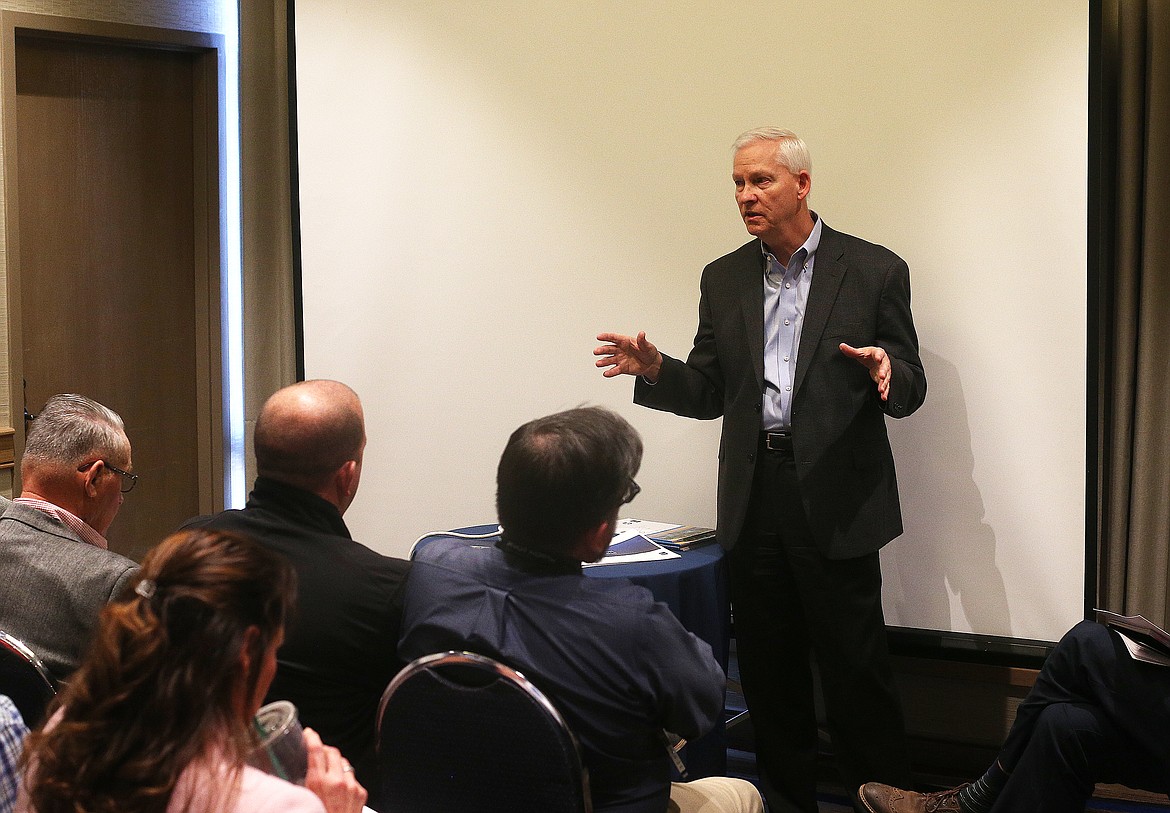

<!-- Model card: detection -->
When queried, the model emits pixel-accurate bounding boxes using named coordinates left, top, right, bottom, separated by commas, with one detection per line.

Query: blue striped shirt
left=0, top=695, right=28, bottom=813
left=761, top=214, right=822, bottom=430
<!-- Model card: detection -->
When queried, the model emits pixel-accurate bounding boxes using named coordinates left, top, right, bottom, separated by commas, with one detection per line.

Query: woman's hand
left=303, top=727, right=368, bottom=813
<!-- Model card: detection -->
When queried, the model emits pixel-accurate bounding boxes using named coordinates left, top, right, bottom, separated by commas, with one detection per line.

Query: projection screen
left=293, top=1, right=1089, bottom=644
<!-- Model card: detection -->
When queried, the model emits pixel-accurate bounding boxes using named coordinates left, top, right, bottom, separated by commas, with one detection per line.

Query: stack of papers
left=1096, top=609, right=1170, bottom=667
left=582, top=519, right=682, bottom=568
left=646, top=525, right=716, bottom=550
left=613, top=518, right=717, bottom=550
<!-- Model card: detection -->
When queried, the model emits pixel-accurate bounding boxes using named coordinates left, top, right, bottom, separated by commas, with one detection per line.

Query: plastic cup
left=247, top=700, right=308, bottom=784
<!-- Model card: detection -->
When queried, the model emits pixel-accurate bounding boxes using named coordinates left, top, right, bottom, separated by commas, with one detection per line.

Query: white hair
left=23, top=393, right=129, bottom=473
left=732, top=127, right=812, bottom=175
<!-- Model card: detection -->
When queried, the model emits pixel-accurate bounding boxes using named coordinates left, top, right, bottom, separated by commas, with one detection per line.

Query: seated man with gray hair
left=0, top=394, right=139, bottom=681
left=401, top=406, right=764, bottom=813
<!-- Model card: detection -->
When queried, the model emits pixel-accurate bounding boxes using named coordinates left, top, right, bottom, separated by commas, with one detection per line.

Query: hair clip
left=135, top=579, right=157, bottom=599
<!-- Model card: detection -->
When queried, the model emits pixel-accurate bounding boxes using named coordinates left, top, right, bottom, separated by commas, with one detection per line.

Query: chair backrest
left=0, top=630, right=57, bottom=727
left=376, top=651, right=592, bottom=813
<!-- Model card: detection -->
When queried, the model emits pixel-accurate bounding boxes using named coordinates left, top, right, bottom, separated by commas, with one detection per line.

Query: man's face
left=90, top=442, right=131, bottom=536
left=732, top=140, right=810, bottom=249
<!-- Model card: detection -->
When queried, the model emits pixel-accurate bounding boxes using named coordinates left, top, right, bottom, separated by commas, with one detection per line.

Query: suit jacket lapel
left=737, top=243, right=766, bottom=392
left=795, top=226, right=845, bottom=397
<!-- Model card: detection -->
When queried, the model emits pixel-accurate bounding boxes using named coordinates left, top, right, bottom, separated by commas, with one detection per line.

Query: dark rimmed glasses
left=622, top=479, right=641, bottom=505
left=77, top=460, right=138, bottom=493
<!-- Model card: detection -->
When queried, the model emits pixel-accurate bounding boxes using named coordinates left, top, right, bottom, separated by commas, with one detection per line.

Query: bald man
left=184, top=380, right=409, bottom=808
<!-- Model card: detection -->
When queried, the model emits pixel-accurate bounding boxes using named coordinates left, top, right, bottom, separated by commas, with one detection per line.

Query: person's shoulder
left=97, top=554, right=137, bottom=591
left=236, top=766, right=326, bottom=813
left=192, top=502, right=407, bottom=570
left=178, top=512, right=217, bottom=531
left=61, top=542, right=137, bottom=603
left=0, top=500, right=53, bottom=531
left=412, top=535, right=487, bottom=568
left=577, top=571, right=661, bottom=611
left=71, top=536, right=137, bottom=571
left=339, top=534, right=411, bottom=577
left=566, top=579, right=697, bottom=662
left=174, top=760, right=325, bottom=813
left=0, top=505, right=132, bottom=568
left=0, top=502, right=71, bottom=539
left=704, top=239, right=762, bottom=274
left=409, top=537, right=529, bottom=597
left=819, top=221, right=904, bottom=266
left=183, top=505, right=272, bottom=539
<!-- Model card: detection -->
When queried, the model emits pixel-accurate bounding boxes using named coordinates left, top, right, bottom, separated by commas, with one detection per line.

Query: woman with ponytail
left=17, top=528, right=367, bottom=813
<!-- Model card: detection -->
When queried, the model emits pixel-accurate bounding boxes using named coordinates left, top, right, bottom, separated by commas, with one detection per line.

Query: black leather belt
left=760, top=430, right=793, bottom=453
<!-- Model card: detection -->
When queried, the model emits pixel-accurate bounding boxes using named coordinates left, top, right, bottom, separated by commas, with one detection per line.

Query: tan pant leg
left=667, top=778, right=765, bottom=813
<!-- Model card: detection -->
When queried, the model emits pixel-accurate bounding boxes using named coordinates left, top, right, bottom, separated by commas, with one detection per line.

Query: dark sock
left=956, top=761, right=1008, bottom=813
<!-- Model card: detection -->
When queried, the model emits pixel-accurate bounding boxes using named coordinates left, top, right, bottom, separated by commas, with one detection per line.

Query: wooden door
left=6, top=20, right=223, bottom=562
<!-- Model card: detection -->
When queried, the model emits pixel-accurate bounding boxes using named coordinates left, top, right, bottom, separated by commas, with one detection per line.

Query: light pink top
left=167, top=758, right=325, bottom=813
left=18, top=717, right=324, bottom=813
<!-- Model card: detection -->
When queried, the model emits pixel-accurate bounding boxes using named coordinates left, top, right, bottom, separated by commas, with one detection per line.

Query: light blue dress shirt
left=762, top=214, right=822, bottom=430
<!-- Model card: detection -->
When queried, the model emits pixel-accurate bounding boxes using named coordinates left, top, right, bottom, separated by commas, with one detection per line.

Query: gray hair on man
left=732, top=126, right=812, bottom=175
left=22, top=394, right=129, bottom=474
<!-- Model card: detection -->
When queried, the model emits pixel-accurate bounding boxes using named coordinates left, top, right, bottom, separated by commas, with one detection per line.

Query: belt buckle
left=765, top=431, right=791, bottom=451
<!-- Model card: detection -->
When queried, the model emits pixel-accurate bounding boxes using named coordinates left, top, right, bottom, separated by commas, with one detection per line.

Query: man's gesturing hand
left=595, top=332, right=663, bottom=383
left=839, top=343, right=892, bottom=401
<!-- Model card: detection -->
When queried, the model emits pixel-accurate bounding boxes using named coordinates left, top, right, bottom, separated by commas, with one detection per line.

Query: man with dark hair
left=494, top=406, right=645, bottom=555
left=185, top=380, right=409, bottom=807
left=0, top=394, right=139, bottom=680
left=400, top=406, right=764, bottom=813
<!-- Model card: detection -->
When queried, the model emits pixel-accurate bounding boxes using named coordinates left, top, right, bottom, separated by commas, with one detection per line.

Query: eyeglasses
left=77, top=460, right=138, bottom=493
left=621, top=479, right=641, bottom=505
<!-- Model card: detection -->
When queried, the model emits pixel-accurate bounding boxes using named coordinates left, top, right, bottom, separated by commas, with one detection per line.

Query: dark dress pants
left=991, top=620, right=1170, bottom=812
left=728, top=442, right=911, bottom=813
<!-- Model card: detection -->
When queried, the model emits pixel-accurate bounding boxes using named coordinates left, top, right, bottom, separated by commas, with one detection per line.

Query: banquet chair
left=376, top=650, right=592, bottom=813
left=0, top=629, right=57, bottom=726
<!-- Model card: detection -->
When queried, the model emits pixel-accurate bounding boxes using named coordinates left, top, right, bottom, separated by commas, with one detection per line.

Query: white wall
left=295, top=0, right=1088, bottom=643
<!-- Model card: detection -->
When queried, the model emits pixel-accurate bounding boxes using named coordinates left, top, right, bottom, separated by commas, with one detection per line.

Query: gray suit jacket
left=0, top=500, right=138, bottom=680
left=635, top=223, right=927, bottom=559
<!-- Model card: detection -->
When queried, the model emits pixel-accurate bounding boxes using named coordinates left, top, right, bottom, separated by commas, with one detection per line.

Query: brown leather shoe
left=857, top=782, right=969, bottom=813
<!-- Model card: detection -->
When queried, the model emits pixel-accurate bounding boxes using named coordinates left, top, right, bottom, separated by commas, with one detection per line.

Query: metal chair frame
left=376, top=650, right=592, bottom=813
left=0, top=629, right=57, bottom=726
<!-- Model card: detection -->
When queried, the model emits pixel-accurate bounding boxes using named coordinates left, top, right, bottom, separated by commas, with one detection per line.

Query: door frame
left=0, top=11, right=226, bottom=512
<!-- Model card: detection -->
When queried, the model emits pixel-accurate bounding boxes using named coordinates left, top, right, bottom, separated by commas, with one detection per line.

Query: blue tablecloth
left=425, top=525, right=731, bottom=777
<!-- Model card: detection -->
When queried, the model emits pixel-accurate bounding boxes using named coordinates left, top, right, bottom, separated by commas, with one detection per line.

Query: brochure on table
left=583, top=518, right=682, bottom=567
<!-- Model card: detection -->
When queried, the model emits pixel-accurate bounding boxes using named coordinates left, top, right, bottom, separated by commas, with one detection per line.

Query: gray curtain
left=1097, top=0, right=1170, bottom=623
left=240, top=0, right=298, bottom=483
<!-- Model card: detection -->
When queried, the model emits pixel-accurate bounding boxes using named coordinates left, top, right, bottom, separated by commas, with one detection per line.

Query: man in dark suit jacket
left=596, top=127, right=926, bottom=813
left=185, top=380, right=409, bottom=809
left=0, top=394, right=139, bottom=683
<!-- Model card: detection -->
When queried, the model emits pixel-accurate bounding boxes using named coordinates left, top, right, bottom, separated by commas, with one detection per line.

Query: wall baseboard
left=893, top=653, right=1037, bottom=783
